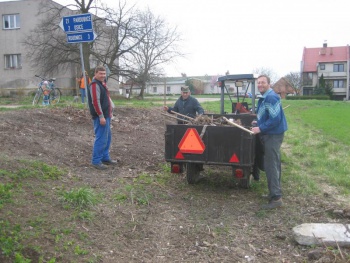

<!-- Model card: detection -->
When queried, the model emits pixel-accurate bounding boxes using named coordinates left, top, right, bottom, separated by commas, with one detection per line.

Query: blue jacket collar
left=261, top=88, right=273, bottom=98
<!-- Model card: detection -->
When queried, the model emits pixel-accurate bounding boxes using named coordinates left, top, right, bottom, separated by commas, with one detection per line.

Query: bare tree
left=211, top=75, right=220, bottom=88
left=22, top=0, right=84, bottom=76
left=186, top=78, right=205, bottom=95
left=91, top=2, right=147, bottom=80
left=252, top=67, right=279, bottom=85
left=126, top=9, right=183, bottom=99
left=22, top=0, right=145, bottom=82
left=284, top=71, right=302, bottom=95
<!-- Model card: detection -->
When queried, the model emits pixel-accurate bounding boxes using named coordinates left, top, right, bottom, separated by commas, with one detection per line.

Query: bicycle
left=32, top=75, right=62, bottom=106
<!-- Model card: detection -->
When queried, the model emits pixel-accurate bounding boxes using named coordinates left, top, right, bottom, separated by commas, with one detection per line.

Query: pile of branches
left=193, top=115, right=244, bottom=127
left=162, top=111, right=242, bottom=127
left=161, top=111, right=254, bottom=135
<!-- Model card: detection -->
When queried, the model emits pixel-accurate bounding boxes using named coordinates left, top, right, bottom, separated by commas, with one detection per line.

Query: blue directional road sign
left=66, top=31, right=96, bottom=43
left=59, top=13, right=93, bottom=33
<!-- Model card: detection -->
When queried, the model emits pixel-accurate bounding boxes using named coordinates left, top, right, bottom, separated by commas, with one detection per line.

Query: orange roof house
left=301, top=42, right=350, bottom=100
left=302, top=45, right=348, bottom=72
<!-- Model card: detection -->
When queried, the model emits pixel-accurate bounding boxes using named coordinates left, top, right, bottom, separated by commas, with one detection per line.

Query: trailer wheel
left=186, top=163, right=201, bottom=184
left=238, top=168, right=252, bottom=189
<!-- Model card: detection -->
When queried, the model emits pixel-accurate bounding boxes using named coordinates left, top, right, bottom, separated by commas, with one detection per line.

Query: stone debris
left=293, top=223, right=350, bottom=247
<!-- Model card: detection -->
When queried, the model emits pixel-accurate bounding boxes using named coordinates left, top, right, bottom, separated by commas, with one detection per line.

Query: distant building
left=121, top=75, right=259, bottom=96
left=145, top=76, right=218, bottom=95
left=301, top=42, right=350, bottom=100
left=120, top=76, right=219, bottom=96
left=272, top=77, right=295, bottom=99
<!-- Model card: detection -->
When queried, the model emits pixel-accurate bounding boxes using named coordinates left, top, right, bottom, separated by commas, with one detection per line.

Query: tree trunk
left=138, top=82, right=145, bottom=99
left=127, top=83, right=134, bottom=100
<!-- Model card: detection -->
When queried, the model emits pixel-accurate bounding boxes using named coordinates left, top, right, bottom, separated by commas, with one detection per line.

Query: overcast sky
left=6, top=0, right=350, bottom=78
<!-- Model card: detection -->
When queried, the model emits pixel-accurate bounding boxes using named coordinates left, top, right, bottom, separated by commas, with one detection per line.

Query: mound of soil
left=0, top=106, right=349, bottom=262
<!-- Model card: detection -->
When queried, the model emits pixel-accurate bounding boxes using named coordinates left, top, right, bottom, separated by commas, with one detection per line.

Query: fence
left=0, top=87, right=80, bottom=98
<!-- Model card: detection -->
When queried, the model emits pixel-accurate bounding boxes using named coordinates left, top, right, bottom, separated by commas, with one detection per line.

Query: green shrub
left=59, top=187, right=99, bottom=210
left=286, top=95, right=330, bottom=100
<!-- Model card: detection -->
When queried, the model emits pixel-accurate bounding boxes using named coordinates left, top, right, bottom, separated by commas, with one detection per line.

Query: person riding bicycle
left=42, top=81, right=50, bottom=106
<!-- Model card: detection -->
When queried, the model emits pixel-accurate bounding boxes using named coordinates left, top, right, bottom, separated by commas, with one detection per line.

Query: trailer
left=164, top=74, right=259, bottom=188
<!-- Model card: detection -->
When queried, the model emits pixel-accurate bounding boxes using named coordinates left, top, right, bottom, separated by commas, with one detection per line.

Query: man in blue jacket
left=251, top=75, right=288, bottom=210
left=164, top=86, right=204, bottom=123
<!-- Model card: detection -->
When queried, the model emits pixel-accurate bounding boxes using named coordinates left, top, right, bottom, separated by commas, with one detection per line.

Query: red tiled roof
left=302, top=46, right=349, bottom=72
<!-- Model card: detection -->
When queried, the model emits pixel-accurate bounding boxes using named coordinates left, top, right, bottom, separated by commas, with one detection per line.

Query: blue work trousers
left=80, top=88, right=86, bottom=103
left=261, top=133, right=284, bottom=200
left=92, top=117, right=111, bottom=165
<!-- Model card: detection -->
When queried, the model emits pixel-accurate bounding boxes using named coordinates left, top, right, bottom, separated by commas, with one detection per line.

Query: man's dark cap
left=181, top=86, right=190, bottom=92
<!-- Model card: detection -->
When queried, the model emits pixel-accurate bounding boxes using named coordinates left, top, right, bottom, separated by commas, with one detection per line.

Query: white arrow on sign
left=59, top=13, right=93, bottom=33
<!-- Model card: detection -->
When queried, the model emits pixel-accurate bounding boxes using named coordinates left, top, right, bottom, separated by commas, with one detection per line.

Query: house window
left=333, top=80, right=344, bottom=88
left=303, top=87, right=313, bottom=95
left=152, top=86, right=157, bottom=93
left=320, top=64, right=325, bottom=70
left=4, top=54, right=22, bottom=69
left=3, top=14, right=20, bottom=29
left=303, top=72, right=313, bottom=85
left=166, top=86, right=171, bottom=93
left=333, top=64, right=344, bottom=72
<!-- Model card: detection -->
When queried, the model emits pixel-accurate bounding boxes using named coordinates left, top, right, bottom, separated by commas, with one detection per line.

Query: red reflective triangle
left=178, top=128, right=205, bottom=154
left=229, top=153, right=240, bottom=163
left=175, top=151, right=185, bottom=159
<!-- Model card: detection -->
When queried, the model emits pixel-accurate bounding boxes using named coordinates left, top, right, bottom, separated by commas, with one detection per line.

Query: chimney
left=319, top=40, right=328, bottom=55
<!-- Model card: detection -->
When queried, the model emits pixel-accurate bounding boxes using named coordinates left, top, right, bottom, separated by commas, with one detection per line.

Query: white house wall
left=138, top=77, right=259, bottom=95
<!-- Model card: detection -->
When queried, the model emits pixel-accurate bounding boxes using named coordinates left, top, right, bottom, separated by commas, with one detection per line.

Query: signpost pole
left=79, top=43, right=88, bottom=105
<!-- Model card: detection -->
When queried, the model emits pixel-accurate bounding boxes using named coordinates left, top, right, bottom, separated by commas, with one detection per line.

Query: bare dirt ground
left=0, top=106, right=349, bottom=262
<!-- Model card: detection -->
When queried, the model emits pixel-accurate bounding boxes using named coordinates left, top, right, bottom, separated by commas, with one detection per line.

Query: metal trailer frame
left=165, top=74, right=258, bottom=188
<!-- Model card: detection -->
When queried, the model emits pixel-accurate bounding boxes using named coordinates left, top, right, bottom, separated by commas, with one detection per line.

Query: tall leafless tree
left=284, top=71, right=302, bottom=95
left=126, top=9, right=183, bottom=99
left=22, top=0, right=146, bottom=82
left=252, top=67, right=279, bottom=85
left=90, top=2, right=147, bottom=80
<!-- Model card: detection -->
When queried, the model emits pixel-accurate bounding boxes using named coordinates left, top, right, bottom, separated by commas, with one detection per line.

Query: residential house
left=146, top=76, right=219, bottom=95
left=301, top=42, right=350, bottom=100
left=121, top=74, right=258, bottom=97
left=120, top=76, right=217, bottom=97
left=272, top=77, right=295, bottom=98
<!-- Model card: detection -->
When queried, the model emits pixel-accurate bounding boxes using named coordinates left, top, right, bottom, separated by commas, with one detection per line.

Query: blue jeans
left=80, top=88, right=86, bottom=103
left=43, top=95, right=49, bottom=105
left=92, top=117, right=111, bottom=165
left=260, top=133, right=284, bottom=200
